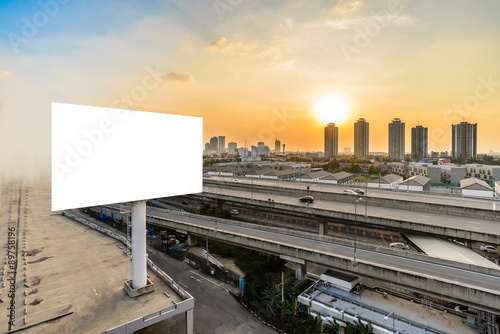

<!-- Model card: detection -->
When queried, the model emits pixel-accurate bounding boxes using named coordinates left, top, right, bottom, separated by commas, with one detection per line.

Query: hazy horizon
left=1, top=0, right=500, bottom=177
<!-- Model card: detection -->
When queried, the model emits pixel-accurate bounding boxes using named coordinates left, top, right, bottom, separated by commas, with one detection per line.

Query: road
left=207, top=176, right=500, bottom=211
left=202, top=185, right=500, bottom=236
left=138, top=249, right=276, bottom=334
left=145, top=208, right=500, bottom=296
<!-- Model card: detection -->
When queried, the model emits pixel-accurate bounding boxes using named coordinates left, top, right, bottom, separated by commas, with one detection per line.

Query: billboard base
left=124, top=278, right=155, bottom=298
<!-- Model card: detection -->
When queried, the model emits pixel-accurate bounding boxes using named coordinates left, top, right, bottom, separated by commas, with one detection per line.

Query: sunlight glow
left=315, top=94, right=350, bottom=124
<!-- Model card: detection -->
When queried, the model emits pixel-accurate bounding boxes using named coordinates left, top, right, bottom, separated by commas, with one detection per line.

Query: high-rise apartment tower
left=354, top=118, right=369, bottom=158
left=324, top=123, right=338, bottom=158
left=452, top=122, right=477, bottom=158
left=388, top=118, right=405, bottom=161
left=411, top=125, right=428, bottom=162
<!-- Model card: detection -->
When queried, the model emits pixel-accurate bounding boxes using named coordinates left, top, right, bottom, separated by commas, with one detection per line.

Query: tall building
left=388, top=118, right=405, bottom=161
left=228, top=142, right=237, bottom=153
left=452, top=121, right=477, bottom=158
left=209, top=136, right=218, bottom=152
left=411, top=125, right=428, bottom=162
left=354, top=118, right=369, bottom=158
left=274, top=139, right=281, bottom=153
left=258, top=142, right=265, bottom=147
left=218, top=136, right=226, bottom=152
left=251, top=145, right=270, bottom=157
left=204, top=142, right=210, bottom=154
left=324, top=123, right=338, bottom=158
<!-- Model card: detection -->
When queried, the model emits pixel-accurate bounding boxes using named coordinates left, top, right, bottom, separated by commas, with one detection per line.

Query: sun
left=315, top=94, right=350, bottom=124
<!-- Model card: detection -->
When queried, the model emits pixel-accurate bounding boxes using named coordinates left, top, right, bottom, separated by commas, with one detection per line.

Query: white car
left=480, top=245, right=497, bottom=253
left=390, top=242, right=409, bottom=250
left=233, top=179, right=241, bottom=183
left=229, top=209, right=239, bottom=215
left=343, top=190, right=358, bottom=195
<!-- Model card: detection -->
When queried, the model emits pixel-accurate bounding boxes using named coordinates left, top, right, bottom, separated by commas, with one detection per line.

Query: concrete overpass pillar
left=186, top=308, right=194, bottom=334
left=316, top=216, right=329, bottom=235
left=187, top=234, right=197, bottom=247
left=217, top=199, right=225, bottom=212
left=296, top=261, right=307, bottom=281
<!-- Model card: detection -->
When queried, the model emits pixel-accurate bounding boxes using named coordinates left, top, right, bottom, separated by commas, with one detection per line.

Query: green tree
left=347, top=319, right=373, bottom=334
left=261, top=284, right=281, bottom=316
left=282, top=298, right=304, bottom=318
left=350, top=164, right=362, bottom=174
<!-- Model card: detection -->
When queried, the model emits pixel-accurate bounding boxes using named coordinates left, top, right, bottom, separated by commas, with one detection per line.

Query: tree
left=282, top=298, right=304, bottom=318
left=346, top=319, right=373, bottom=334
left=261, top=284, right=281, bottom=316
left=350, top=164, right=362, bottom=174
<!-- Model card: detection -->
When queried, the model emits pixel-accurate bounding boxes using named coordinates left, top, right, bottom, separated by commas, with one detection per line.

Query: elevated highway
left=96, top=206, right=500, bottom=315
left=199, top=181, right=500, bottom=245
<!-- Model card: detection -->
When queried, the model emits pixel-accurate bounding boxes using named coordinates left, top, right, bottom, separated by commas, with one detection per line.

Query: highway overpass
left=199, top=181, right=500, bottom=245
left=93, top=206, right=500, bottom=315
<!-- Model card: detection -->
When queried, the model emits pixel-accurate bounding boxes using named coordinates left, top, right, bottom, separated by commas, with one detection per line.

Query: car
left=229, top=209, right=239, bottom=215
left=353, top=188, right=364, bottom=195
left=233, top=179, right=241, bottom=183
left=181, top=200, right=189, bottom=205
left=480, top=245, right=497, bottom=253
left=299, top=196, right=314, bottom=203
left=343, top=190, right=358, bottom=195
left=454, top=305, right=477, bottom=315
left=390, top=242, right=409, bottom=250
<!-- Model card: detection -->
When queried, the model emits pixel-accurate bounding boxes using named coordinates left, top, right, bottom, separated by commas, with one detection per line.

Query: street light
left=384, top=311, right=395, bottom=333
left=353, top=197, right=363, bottom=263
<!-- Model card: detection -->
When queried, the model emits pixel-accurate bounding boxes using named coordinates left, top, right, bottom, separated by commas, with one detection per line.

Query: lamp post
left=384, top=311, right=395, bottom=333
left=353, top=197, right=363, bottom=263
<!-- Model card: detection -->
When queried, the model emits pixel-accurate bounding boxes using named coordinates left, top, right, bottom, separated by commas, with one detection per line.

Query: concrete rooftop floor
left=0, top=179, right=183, bottom=334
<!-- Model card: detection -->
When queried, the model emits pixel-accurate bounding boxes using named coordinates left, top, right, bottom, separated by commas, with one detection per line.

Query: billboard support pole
left=131, top=200, right=147, bottom=289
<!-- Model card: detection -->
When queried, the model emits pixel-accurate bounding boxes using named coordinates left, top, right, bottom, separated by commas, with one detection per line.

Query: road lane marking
left=190, top=275, right=202, bottom=283
left=190, top=270, right=220, bottom=287
left=179, top=282, right=189, bottom=288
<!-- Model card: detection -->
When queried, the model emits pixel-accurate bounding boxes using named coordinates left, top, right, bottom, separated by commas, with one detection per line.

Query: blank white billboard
left=52, top=103, right=202, bottom=211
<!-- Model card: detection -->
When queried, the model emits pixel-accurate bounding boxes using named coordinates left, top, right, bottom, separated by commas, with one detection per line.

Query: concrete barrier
left=204, top=179, right=500, bottom=221
left=197, top=190, right=500, bottom=244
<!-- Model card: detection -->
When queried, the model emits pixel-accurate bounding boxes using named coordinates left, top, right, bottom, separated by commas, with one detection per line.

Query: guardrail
left=98, top=204, right=500, bottom=278
left=203, top=178, right=500, bottom=221
left=63, top=211, right=193, bottom=301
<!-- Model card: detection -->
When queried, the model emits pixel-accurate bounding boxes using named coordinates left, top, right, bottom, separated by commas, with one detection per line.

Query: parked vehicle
left=233, top=179, right=241, bottom=183
left=390, top=242, right=409, bottom=250
left=181, top=200, right=189, bottom=205
left=229, top=209, right=239, bottom=215
left=299, top=196, right=314, bottom=203
left=353, top=188, right=364, bottom=195
left=480, top=245, right=497, bottom=253
left=343, top=190, right=358, bottom=195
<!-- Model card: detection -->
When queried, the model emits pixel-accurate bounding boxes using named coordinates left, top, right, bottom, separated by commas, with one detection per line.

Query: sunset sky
left=1, top=0, right=500, bottom=174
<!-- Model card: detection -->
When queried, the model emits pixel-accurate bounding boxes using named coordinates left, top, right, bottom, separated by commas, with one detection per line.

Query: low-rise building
left=464, top=164, right=500, bottom=184
left=318, top=171, right=354, bottom=185
left=367, top=174, right=403, bottom=189
left=408, top=163, right=441, bottom=183
left=460, top=178, right=494, bottom=198
left=300, top=171, right=333, bottom=182
left=398, top=175, right=430, bottom=192
left=389, top=162, right=408, bottom=177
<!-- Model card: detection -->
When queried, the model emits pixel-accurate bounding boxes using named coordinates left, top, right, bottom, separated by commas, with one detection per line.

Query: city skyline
left=1, top=1, right=500, bottom=177
left=205, top=117, right=487, bottom=158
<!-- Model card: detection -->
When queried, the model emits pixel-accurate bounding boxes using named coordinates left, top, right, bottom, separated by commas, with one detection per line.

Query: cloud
left=333, top=0, right=364, bottom=16
left=305, top=12, right=415, bottom=30
left=206, top=37, right=255, bottom=53
left=162, top=71, right=194, bottom=83
left=207, top=37, right=228, bottom=50
left=0, top=70, right=10, bottom=78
